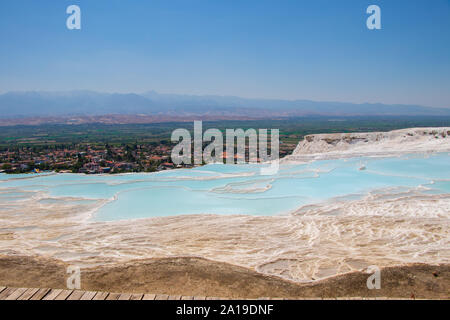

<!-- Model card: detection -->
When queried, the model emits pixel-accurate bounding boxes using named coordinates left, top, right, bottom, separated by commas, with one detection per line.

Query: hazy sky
left=0, top=0, right=449, bottom=107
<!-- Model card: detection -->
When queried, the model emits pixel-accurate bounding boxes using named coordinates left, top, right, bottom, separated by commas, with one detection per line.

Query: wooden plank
left=92, top=292, right=109, bottom=300
left=42, top=289, right=64, bottom=300
left=206, top=297, right=220, bottom=300
left=30, top=288, right=51, bottom=300
left=142, top=294, right=156, bottom=300
left=117, top=293, right=132, bottom=300
left=17, top=288, right=40, bottom=300
left=55, top=290, right=73, bottom=300
left=0, top=287, right=17, bottom=300
left=54, top=290, right=74, bottom=300
left=168, top=295, right=181, bottom=300
left=181, top=296, right=194, bottom=300
left=5, top=287, right=28, bottom=300
left=130, top=293, right=144, bottom=300
left=155, top=294, right=169, bottom=300
left=106, top=292, right=121, bottom=300
left=0, top=287, right=6, bottom=294
left=67, top=290, right=85, bottom=300
left=80, top=291, right=97, bottom=300
left=194, top=296, right=206, bottom=300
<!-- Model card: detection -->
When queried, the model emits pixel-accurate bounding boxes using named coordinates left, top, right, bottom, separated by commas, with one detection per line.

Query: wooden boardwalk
left=0, top=286, right=186, bottom=300
left=0, top=286, right=416, bottom=300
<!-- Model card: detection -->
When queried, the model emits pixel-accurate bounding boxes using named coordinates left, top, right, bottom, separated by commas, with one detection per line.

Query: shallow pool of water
left=0, top=153, right=448, bottom=221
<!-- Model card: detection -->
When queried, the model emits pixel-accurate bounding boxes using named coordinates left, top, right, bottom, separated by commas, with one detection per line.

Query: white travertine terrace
left=285, top=127, right=450, bottom=161
left=0, top=127, right=449, bottom=282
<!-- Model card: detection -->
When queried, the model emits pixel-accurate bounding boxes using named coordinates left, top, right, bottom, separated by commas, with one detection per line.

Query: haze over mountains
left=0, top=91, right=449, bottom=121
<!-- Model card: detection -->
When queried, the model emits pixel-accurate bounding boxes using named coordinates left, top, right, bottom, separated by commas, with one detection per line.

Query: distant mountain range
left=0, top=90, right=449, bottom=119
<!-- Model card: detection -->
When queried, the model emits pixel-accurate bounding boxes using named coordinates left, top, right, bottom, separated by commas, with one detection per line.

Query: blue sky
left=0, top=0, right=449, bottom=107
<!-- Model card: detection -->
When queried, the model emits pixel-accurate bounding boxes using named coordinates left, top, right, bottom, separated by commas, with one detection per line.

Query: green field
left=1, top=116, right=450, bottom=147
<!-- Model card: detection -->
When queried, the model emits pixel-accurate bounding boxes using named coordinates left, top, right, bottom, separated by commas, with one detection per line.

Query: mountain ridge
left=1, top=90, right=449, bottom=118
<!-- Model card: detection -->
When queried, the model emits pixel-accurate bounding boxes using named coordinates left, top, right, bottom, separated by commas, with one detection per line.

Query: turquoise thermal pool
left=0, top=153, right=449, bottom=221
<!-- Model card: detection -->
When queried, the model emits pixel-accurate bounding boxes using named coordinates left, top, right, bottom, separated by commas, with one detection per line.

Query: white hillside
left=286, top=127, right=450, bottom=161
